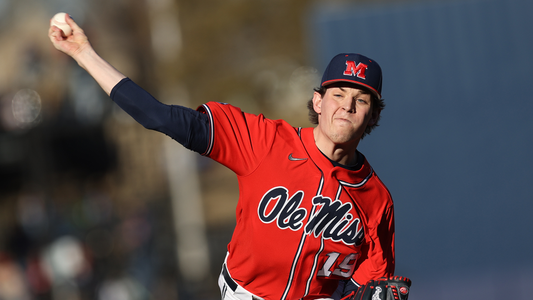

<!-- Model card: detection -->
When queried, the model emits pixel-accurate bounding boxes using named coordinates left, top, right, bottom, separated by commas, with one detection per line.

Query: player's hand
left=48, top=14, right=91, bottom=59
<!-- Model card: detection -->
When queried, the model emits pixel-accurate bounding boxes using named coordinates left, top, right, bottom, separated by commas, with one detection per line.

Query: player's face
left=312, top=85, right=377, bottom=147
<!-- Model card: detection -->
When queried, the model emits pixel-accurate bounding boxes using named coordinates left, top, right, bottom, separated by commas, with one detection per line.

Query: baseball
left=51, top=12, right=72, bottom=36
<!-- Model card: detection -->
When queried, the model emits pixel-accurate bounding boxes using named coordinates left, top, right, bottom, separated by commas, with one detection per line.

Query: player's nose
left=341, top=97, right=356, bottom=113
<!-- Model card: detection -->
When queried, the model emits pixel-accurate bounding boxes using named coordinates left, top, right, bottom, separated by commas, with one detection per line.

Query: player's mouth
left=333, top=116, right=353, bottom=125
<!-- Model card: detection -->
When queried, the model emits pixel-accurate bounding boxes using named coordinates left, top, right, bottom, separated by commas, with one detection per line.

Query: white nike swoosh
left=288, top=153, right=307, bottom=161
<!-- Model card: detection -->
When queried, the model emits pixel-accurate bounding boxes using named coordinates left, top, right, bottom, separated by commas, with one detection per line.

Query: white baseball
left=51, top=12, right=72, bottom=36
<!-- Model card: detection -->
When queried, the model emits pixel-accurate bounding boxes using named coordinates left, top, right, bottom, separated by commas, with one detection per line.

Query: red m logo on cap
left=343, top=61, right=368, bottom=80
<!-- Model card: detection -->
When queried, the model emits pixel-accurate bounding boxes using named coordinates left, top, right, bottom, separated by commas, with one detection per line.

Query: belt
left=222, top=264, right=238, bottom=292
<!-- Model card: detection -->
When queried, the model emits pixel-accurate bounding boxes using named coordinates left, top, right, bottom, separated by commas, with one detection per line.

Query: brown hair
left=307, top=85, right=385, bottom=138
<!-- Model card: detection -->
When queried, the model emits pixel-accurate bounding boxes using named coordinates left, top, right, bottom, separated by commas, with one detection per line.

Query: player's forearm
left=73, top=46, right=126, bottom=95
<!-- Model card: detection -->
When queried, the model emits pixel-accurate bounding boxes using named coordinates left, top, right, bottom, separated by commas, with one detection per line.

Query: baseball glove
left=340, top=276, right=411, bottom=300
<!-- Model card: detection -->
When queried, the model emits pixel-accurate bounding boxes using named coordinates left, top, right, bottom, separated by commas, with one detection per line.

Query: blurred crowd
left=0, top=184, right=180, bottom=300
left=0, top=1, right=188, bottom=299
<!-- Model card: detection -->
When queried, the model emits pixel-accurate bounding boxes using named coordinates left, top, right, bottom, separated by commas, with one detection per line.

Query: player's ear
left=312, top=91, right=322, bottom=114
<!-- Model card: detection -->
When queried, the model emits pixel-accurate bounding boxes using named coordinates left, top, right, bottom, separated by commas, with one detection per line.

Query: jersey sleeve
left=197, top=102, right=277, bottom=176
left=352, top=203, right=395, bottom=285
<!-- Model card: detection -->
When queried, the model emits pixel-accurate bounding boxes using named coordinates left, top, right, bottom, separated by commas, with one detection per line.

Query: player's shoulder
left=200, top=101, right=297, bottom=128
left=199, top=101, right=262, bottom=119
left=369, top=170, right=394, bottom=208
left=358, top=154, right=394, bottom=203
left=198, top=101, right=240, bottom=115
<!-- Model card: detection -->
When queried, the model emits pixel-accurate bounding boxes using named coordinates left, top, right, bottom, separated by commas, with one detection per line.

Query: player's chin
left=329, top=131, right=360, bottom=145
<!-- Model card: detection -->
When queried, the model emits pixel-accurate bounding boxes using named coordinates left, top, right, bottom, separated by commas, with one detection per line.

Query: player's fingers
left=48, top=26, right=59, bottom=41
left=48, top=26, right=64, bottom=42
left=65, top=14, right=83, bottom=34
left=49, top=23, right=60, bottom=35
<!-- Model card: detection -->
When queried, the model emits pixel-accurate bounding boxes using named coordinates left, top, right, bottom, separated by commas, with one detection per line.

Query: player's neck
left=321, top=147, right=359, bottom=166
left=313, top=128, right=360, bottom=165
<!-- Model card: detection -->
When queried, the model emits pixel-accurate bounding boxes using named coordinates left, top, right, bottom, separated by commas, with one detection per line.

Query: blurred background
left=0, top=0, right=532, bottom=299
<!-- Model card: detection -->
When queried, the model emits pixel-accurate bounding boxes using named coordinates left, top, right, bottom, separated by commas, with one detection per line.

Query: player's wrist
left=72, top=43, right=96, bottom=69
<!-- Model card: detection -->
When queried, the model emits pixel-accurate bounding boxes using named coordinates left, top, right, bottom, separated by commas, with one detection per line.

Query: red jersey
left=198, top=102, right=395, bottom=300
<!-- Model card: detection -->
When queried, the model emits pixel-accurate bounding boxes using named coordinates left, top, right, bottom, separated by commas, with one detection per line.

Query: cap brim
left=322, top=79, right=381, bottom=99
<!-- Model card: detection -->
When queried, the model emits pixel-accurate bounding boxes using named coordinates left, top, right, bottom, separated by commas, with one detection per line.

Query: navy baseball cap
left=321, top=53, right=383, bottom=99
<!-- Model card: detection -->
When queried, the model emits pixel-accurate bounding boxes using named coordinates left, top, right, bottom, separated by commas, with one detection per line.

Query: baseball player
left=49, top=15, right=411, bottom=300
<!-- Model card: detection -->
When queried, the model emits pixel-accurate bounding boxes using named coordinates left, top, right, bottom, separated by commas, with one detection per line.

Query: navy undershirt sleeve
left=342, top=280, right=359, bottom=297
left=332, top=279, right=359, bottom=299
left=110, top=78, right=209, bottom=153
